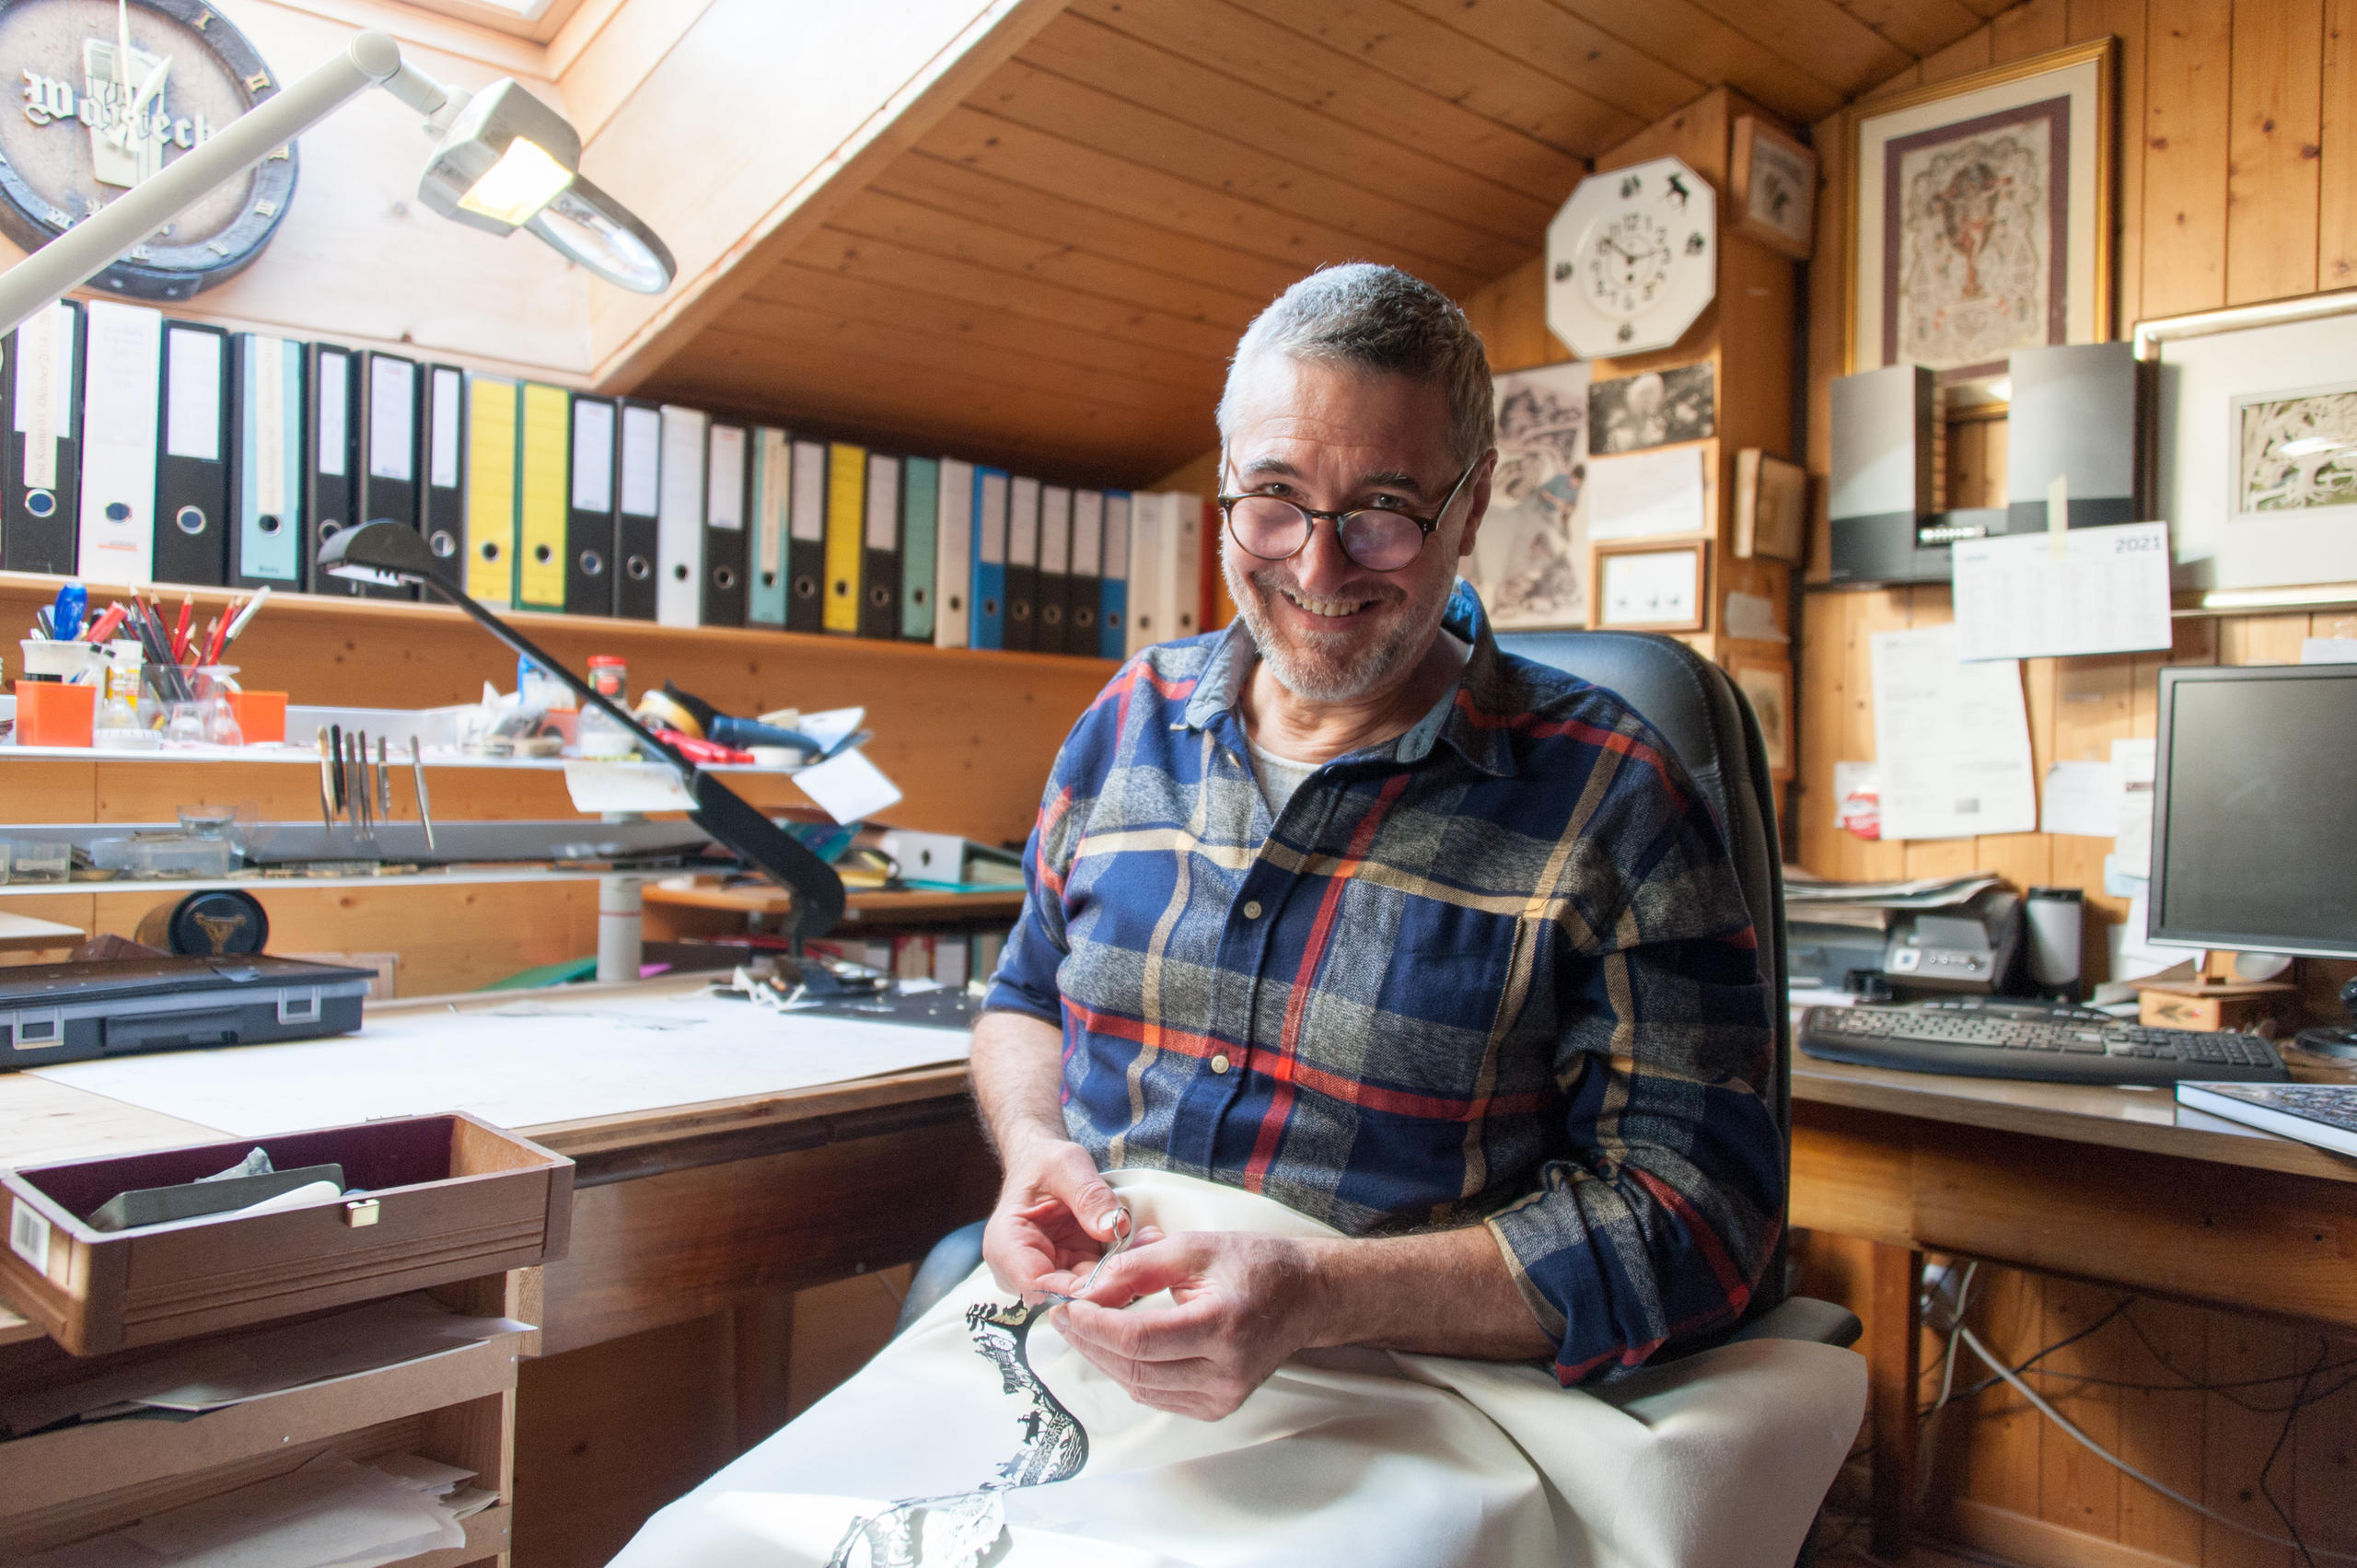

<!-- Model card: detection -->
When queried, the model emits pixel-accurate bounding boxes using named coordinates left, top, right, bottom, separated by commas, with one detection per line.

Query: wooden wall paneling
left=2203, top=1313, right=2304, bottom=1568
left=2070, top=0, right=2151, bottom=331
left=2036, top=1279, right=2125, bottom=1543
left=1991, top=0, right=2072, bottom=60
left=868, top=156, right=1309, bottom=310
left=811, top=192, right=1262, bottom=346
left=1208, top=0, right=1644, bottom=155
left=2142, top=0, right=2235, bottom=318
left=1383, top=0, right=1709, bottom=123
left=1062, top=0, right=1591, bottom=207
left=2225, top=0, right=2326, bottom=307
left=1464, top=255, right=1569, bottom=375
left=2114, top=1299, right=2209, bottom=1562
left=1547, top=0, right=1847, bottom=123
left=2323, top=0, right=2357, bottom=289
left=912, top=105, right=1487, bottom=298
left=1941, top=1265, right=2047, bottom=1527
left=966, top=58, right=1536, bottom=279
left=1828, top=0, right=1992, bottom=61
left=1016, top=12, right=1567, bottom=241
left=783, top=1268, right=914, bottom=1421
left=2218, top=611, right=2316, bottom=668
left=2293, top=1357, right=2357, bottom=1561
left=1682, top=0, right=1916, bottom=102
left=547, top=0, right=712, bottom=143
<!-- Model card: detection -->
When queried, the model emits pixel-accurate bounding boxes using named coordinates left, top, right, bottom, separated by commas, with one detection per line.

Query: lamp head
left=417, top=79, right=580, bottom=237
left=319, top=519, right=435, bottom=588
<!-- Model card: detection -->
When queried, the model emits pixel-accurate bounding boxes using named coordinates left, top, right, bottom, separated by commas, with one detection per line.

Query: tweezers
left=1037, top=1201, right=1134, bottom=1307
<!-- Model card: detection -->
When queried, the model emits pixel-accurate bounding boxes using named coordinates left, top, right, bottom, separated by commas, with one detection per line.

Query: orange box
left=227, top=689, right=287, bottom=744
left=16, top=679, right=94, bottom=748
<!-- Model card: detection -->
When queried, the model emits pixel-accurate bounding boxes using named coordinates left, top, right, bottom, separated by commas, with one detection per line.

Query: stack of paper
left=1783, top=869, right=2005, bottom=931
left=20, top=1452, right=476, bottom=1568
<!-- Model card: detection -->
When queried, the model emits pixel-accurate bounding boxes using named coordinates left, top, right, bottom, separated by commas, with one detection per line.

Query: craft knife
left=315, top=726, right=336, bottom=830
left=329, top=724, right=346, bottom=826
left=377, top=736, right=391, bottom=820
left=410, top=735, right=436, bottom=854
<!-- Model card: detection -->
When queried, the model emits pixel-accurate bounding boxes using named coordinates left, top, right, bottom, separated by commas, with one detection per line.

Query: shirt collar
left=1184, top=580, right=1519, bottom=778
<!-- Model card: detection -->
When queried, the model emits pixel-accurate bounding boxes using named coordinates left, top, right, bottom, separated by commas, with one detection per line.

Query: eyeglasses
left=1217, top=459, right=1480, bottom=574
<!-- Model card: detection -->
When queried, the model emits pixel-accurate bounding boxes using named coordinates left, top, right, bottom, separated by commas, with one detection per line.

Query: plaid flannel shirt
left=983, top=585, right=1782, bottom=1383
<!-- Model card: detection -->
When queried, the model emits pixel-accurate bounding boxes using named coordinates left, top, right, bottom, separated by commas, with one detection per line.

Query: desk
left=1791, top=1057, right=2357, bottom=1558
left=0, top=982, right=999, bottom=1562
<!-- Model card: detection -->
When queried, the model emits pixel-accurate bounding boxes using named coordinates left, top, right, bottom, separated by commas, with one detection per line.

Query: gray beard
left=1230, top=569, right=1449, bottom=705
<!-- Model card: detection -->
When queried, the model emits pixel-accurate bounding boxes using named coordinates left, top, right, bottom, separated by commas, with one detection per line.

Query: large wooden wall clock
left=0, top=0, right=296, bottom=300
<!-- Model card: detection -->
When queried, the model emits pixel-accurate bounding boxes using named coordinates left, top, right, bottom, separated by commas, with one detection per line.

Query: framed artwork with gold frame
left=1592, top=540, right=1708, bottom=633
left=1847, top=39, right=2117, bottom=406
left=1731, top=116, right=1816, bottom=260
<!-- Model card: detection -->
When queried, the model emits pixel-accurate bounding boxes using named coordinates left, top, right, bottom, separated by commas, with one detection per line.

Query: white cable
left=1913, top=1260, right=1978, bottom=1509
left=1956, top=1323, right=2352, bottom=1563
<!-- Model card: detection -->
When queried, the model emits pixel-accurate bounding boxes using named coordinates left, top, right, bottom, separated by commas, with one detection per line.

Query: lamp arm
left=0, top=31, right=419, bottom=340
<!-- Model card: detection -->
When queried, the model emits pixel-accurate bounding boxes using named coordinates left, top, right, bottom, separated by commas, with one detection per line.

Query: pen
left=222, top=587, right=270, bottom=646
left=34, top=606, right=53, bottom=639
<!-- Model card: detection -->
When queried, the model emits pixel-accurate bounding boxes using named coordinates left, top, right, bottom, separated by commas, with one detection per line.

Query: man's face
left=1220, top=356, right=1490, bottom=705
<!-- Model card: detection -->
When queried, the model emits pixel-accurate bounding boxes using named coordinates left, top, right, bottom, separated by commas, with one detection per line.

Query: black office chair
left=887, top=630, right=1861, bottom=1562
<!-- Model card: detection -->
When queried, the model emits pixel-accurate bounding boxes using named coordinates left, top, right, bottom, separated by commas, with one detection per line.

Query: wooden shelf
left=0, top=570, right=1117, bottom=673
left=0, top=739, right=809, bottom=777
left=0, top=865, right=627, bottom=898
left=645, top=878, right=1022, bottom=922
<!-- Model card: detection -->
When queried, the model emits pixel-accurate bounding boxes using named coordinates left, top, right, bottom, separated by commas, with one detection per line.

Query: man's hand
left=981, top=1132, right=1130, bottom=1300
left=1051, top=1231, right=1323, bottom=1421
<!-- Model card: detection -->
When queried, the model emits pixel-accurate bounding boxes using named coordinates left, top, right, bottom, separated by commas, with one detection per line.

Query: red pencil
left=200, top=614, right=226, bottom=667
left=171, top=596, right=192, bottom=663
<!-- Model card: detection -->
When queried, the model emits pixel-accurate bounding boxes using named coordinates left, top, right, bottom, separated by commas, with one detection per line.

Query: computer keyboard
left=1799, top=1004, right=2289, bottom=1086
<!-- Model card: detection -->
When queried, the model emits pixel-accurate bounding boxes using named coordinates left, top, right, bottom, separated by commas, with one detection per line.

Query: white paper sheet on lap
left=30, top=991, right=970, bottom=1137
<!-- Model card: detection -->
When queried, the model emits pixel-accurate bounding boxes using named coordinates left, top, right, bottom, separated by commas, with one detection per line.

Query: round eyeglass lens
left=1227, top=497, right=1426, bottom=571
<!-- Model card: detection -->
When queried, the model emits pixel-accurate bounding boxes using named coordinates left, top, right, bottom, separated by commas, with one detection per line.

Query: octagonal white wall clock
left=1545, top=156, right=1717, bottom=359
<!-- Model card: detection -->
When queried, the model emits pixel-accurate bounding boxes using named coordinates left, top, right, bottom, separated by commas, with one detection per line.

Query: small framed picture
left=1593, top=540, right=1708, bottom=633
left=1733, top=449, right=1808, bottom=561
left=1729, top=657, right=1795, bottom=780
left=1731, top=116, right=1816, bottom=261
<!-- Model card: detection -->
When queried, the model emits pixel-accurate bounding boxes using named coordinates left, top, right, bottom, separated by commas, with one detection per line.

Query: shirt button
left=1242, top=900, right=1263, bottom=920
left=1210, top=1053, right=1232, bottom=1074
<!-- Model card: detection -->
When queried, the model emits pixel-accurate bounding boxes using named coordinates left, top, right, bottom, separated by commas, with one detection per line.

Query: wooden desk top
left=1794, top=1057, right=2357, bottom=1183
left=0, top=979, right=981, bottom=1349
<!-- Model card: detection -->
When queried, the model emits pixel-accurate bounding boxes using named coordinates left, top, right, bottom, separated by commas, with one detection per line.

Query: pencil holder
left=226, top=690, right=286, bottom=745
left=16, top=679, right=94, bottom=748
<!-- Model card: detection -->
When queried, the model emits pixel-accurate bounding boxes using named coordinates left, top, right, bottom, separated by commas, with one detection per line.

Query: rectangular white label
left=367, top=356, right=414, bottom=481
left=430, top=367, right=462, bottom=489
left=790, top=439, right=827, bottom=542
left=573, top=400, right=615, bottom=512
left=9, top=1196, right=50, bottom=1274
left=317, top=351, right=347, bottom=476
left=620, top=405, right=661, bottom=516
left=165, top=327, right=222, bottom=461
left=707, top=424, right=746, bottom=529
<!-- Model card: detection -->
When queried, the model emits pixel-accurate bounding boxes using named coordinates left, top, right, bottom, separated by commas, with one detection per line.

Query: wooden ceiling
left=630, top=0, right=2014, bottom=488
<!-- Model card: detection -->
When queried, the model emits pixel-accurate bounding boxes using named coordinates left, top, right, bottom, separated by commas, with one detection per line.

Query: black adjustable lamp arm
left=318, top=522, right=846, bottom=936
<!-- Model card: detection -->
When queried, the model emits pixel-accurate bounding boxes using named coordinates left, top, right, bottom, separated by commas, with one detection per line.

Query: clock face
left=1583, top=211, right=1672, bottom=318
left=1544, top=156, right=1717, bottom=359
left=0, top=0, right=296, bottom=300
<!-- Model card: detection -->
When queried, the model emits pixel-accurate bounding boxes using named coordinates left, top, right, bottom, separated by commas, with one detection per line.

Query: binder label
left=573, top=400, right=615, bottom=511
left=430, top=367, right=462, bottom=488
left=165, top=328, right=221, bottom=460
left=253, top=341, right=287, bottom=519
left=317, top=350, right=347, bottom=475
left=708, top=425, right=746, bottom=529
left=13, top=302, right=68, bottom=490
left=757, top=429, right=788, bottom=572
left=620, top=405, right=660, bottom=516
left=368, top=357, right=414, bottom=481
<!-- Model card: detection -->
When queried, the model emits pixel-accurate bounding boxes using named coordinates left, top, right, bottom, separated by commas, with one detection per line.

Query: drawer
left=1, top=1114, right=572, bottom=1354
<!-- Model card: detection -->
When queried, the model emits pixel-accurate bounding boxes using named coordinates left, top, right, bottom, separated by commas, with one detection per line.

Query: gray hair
left=1215, top=263, right=1495, bottom=469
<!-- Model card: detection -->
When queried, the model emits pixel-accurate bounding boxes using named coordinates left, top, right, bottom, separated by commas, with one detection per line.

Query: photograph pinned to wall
left=1588, top=363, right=1713, bottom=455
left=2139, top=290, right=2357, bottom=596
left=1731, top=116, right=1817, bottom=261
left=1733, top=449, right=1807, bottom=561
left=1594, top=540, right=1707, bottom=633
left=1851, top=39, right=2115, bottom=407
left=1729, top=658, right=1794, bottom=780
left=1461, top=360, right=1590, bottom=628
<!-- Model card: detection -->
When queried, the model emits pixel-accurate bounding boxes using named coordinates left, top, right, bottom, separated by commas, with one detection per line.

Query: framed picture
left=1463, top=360, right=1590, bottom=628
left=1733, top=448, right=1807, bottom=561
left=1593, top=540, right=1707, bottom=632
left=1731, top=116, right=1816, bottom=261
left=1589, top=362, right=1714, bottom=455
left=2138, top=290, right=2357, bottom=599
left=1729, top=658, right=1794, bottom=781
left=1849, top=39, right=2116, bottom=406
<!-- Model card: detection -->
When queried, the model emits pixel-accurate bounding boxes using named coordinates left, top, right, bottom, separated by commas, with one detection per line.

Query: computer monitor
left=2150, top=663, right=2357, bottom=958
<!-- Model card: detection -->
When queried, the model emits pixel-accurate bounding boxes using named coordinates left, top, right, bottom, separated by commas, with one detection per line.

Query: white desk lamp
left=0, top=29, right=675, bottom=339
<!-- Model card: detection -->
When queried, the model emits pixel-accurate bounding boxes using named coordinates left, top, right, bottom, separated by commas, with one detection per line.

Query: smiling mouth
left=1278, top=586, right=1379, bottom=619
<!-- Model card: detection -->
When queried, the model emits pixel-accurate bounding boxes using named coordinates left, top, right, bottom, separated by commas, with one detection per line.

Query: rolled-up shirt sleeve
left=1482, top=788, right=1784, bottom=1386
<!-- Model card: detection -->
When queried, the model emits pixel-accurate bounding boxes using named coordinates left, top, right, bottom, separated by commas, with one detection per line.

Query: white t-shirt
left=1248, top=737, right=1320, bottom=817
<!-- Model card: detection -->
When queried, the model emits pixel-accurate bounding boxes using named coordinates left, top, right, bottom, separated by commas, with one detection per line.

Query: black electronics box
left=0, top=956, right=371, bottom=1070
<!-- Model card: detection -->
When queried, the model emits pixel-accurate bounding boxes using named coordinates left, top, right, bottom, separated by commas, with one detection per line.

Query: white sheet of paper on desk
left=1950, top=520, right=2174, bottom=662
left=2304, top=636, right=2357, bottom=664
left=2039, top=760, right=2120, bottom=837
left=563, top=760, right=696, bottom=813
left=32, top=990, right=970, bottom=1140
left=1585, top=445, right=1707, bottom=540
left=794, top=746, right=902, bottom=823
left=1868, top=624, right=2038, bottom=841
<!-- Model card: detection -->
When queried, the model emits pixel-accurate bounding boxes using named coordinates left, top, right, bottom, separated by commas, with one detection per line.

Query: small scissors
left=1037, top=1200, right=1134, bottom=1307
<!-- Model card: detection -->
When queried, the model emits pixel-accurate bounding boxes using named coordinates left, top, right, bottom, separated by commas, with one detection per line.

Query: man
left=974, top=262, right=1780, bottom=1422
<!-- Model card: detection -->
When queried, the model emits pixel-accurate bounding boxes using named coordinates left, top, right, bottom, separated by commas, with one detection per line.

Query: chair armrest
left=1727, top=1295, right=1862, bottom=1349
left=893, top=1220, right=989, bottom=1339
